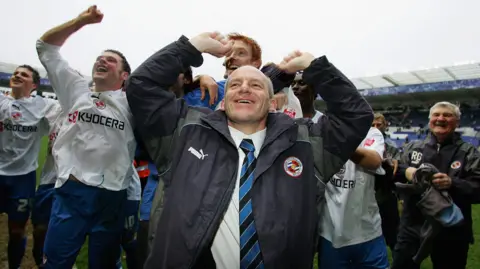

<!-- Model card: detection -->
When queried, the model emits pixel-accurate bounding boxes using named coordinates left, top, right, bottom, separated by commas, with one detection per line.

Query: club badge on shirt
left=364, top=138, right=375, bottom=147
left=284, top=156, right=303, bottom=178
left=450, top=161, right=461, bottom=169
left=283, top=107, right=297, bottom=119
left=11, top=111, right=22, bottom=120
left=93, top=99, right=106, bottom=110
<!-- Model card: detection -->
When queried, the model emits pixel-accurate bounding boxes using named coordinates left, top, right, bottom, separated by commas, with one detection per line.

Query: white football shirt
left=0, top=94, right=61, bottom=176
left=125, top=164, right=141, bottom=201
left=36, top=40, right=137, bottom=191
left=39, top=112, right=64, bottom=186
left=210, top=127, right=266, bottom=269
left=320, top=127, right=385, bottom=248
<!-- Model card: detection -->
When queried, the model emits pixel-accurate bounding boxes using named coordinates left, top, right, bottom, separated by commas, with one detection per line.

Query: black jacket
left=125, top=35, right=373, bottom=269
left=395, top=133, right=480, bottom=242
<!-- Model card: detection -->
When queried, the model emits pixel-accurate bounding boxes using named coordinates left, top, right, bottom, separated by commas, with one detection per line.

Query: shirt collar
left=228, top=126, right=266, bottom=153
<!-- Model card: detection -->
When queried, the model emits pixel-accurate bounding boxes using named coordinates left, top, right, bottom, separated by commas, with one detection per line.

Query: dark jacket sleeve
left=394, top=142, right=415, bottom=183
left=260, top=65, right=296, bottom=93
left=451, top=146, right=480, bottom=204
left=125, top=35, right=204, bottom=138
left=304, top=56, right=373, bottom=181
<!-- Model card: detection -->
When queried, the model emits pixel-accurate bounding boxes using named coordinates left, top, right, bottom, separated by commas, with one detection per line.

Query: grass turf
left=32, top=137, right=480, bottom=269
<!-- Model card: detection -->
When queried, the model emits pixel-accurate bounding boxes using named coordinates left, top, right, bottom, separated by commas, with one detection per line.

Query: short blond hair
left=373, top=113, right=387, bottom=125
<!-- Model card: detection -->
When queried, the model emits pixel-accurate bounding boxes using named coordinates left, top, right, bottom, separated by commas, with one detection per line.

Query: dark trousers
left=136, top=220, right=150, bottom=268
left=378, top=191, right=399, bottom=251
left=392, top=228, right=470, bottom=269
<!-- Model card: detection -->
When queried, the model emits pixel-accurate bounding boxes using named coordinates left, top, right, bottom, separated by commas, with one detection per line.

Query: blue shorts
left=32, top=183, right=56, bottom=225
left=43, top=180, right=127, bottom=269
left=319, top=236, right=389, bottom=269
left=0, top=170, right=36, bottom=222
left=139, top=174, right=158, bottom=221
left=124, top=200, right=140, bottom=234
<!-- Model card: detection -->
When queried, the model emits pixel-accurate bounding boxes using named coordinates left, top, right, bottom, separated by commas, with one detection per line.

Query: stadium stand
left=1, top=60, right=479, bottom=148
left=314, top=62, right=480, bottom=148
left=0, top=61, right=92, bottom=100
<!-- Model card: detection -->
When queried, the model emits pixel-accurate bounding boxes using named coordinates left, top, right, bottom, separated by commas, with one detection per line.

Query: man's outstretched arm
left=280, top=51, right=373, bottom=181
left=37, top=5, right=102, bottom=110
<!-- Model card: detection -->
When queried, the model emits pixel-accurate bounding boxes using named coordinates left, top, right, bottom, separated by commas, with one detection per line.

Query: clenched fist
left=77, top=5, right=104, bottom=25
left=277, top=50, right=315, bottom=74
left=189, top=32, right=233, bottom=58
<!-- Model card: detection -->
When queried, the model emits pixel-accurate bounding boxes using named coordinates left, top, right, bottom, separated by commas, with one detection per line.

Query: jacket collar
left=426, top=132, right=463, bottom=146
left=201, top=111, right=296, bottom=149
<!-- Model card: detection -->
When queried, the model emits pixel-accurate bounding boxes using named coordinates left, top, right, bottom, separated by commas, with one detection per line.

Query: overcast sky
left=2, top=0, right=480, bottom=80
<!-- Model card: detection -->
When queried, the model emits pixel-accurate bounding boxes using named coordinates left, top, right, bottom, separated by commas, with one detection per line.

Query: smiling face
left=429, top=104, right=459, bottom=138
left=91, top=51, right=129, bottom=91
left=291, top=73, right=314, bottom=108
left=224, top=66, right=273, bottom=126
left=223, top=34, right=262, bottom=79
left=372, top=114, right=387, bottom=133
left=10, top=66, right=38, bottom=98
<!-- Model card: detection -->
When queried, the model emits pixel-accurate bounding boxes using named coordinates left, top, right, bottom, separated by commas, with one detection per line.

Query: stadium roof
left=1, top=60, right=480, bottom=91
left=0, top=61, right=48, bottom=78
left=351, top=62, right=480, bottom=90
left=0, top=61, right=91, bottom=81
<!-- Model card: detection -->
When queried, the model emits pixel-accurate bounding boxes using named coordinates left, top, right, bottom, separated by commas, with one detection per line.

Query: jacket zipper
left=188, top=166, right=238, bottom=268
left=437, top=143, right=441, bottom=154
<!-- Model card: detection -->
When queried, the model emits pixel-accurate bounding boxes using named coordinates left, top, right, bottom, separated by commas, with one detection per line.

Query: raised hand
left=77, top=5, right=104, bottom=25
left=277, top=50, right=315, bottom=74
left=189, top=32, right=233, bottom=58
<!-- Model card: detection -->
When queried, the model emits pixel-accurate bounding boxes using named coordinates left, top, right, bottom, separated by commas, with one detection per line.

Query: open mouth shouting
left=95, top=65, right=108, bottom=74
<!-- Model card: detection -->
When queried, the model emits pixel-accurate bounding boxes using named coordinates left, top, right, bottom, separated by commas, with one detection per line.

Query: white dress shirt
left=210, top=126, right=266, bottom=269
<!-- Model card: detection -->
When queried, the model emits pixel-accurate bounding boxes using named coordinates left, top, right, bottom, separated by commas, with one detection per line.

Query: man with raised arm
left=36, top=5, right=136, bottom=268
left=126, top=31, right=373, bottom=268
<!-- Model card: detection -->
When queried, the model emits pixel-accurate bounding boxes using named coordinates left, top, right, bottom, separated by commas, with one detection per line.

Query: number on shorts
left=17, top=199, right=29, bottom=213
left=125, top=215, right=135, bottom=229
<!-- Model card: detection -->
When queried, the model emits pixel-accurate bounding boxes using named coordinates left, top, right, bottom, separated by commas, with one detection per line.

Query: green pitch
left=36, top=137, right=480, bottom=269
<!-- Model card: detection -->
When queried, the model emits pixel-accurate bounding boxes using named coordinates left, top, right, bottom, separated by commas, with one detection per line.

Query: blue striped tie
left=239, top=139, right=264, bottom=269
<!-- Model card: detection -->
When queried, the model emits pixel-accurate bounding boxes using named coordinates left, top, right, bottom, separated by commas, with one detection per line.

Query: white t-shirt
left=210, top=126, right=266, bottom=269
left=278, top=87, right=304, bottom=119
left=311, top=110, right=323, bottom=123
left=320, top=127, right=385, bottom=248
left=36, top=40, right=137, bottom=191
left=0, top=94, right=61, bottom=176
left=39, top=112, right=64, bottom=186
left=125, top=164, right=141, bottom=201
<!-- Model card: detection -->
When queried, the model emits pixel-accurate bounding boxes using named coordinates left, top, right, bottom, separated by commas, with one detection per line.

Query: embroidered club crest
left=94, top=100, right=106, bottom=110
left=450, top=161, right=461, bottom=169
left=11, top=111, right=21, bottom=120
left=364, top=138, right=375, bottom=147
left=283, top=156, right=303, bottom=178
left=283, top=107, right=296, bottom=119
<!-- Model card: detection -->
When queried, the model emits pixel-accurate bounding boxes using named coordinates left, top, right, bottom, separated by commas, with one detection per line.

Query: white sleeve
left=363, top=128, right=385, bottom=158
left=0, top=94, right=10, bottom=121
left=285, top=87, right=303, bottom=119
left=43, top=99, right=63, bottom=130
left=362, top=128, right=385, bottom=175
left=36, top=39, right=89, bottom=110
